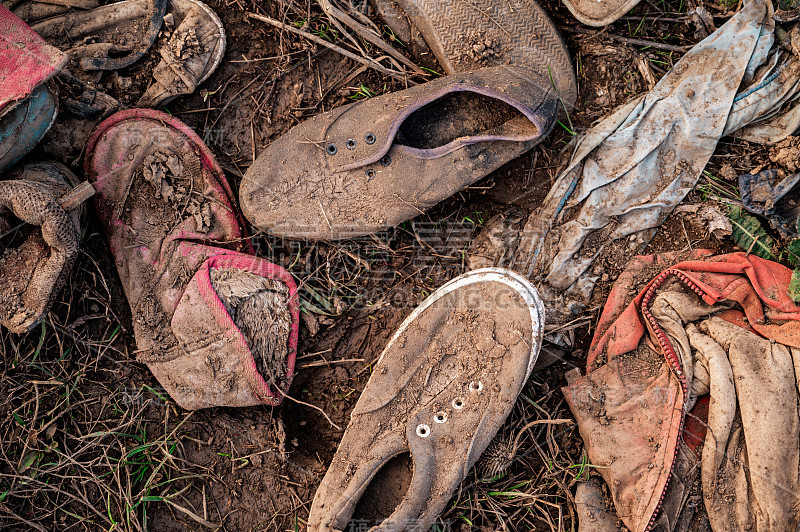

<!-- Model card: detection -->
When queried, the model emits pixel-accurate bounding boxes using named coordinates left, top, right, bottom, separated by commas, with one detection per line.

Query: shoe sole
left=395, top=0, right=578, bottom=107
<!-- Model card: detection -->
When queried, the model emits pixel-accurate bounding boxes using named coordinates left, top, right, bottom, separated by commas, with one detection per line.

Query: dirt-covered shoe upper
left=0, top=163, right=87, bottom=333
left=241, top=66, right=558, bottom=240
left=308, top=268, right=544, bottom=531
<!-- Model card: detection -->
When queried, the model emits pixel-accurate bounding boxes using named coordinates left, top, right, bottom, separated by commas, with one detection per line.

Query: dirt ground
left=0, top=0, right=787, bottom=530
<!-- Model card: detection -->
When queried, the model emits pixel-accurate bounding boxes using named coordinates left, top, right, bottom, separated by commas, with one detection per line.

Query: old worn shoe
left=0, top=163, right=92, bottom=333
left=137, top=0, right=226, bottom=108
left=241, top=66, right=558, bottom=240
left=85, top=109, right=300, bottom=410
left=308, top=267, right=544, bottom=531
left=16, top=0, right=167, bottom=72
left=0, top=4, right=66, bottom=171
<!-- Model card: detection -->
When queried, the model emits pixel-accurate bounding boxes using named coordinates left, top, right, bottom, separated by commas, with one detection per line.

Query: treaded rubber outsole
left=395, top=0, right=578, bottom=107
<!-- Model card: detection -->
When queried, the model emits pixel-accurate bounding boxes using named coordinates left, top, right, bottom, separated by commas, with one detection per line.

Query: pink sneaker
left=85, top=109, right=299, bottom=410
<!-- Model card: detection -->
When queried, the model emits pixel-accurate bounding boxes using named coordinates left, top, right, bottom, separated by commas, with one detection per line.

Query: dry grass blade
left=161, top=496, right=219, bottom=529
left=247, top=13, right=414, bottom=82
left=316, top=0, right=423, bottom=74
left=272, top=384, right=342, bottom=431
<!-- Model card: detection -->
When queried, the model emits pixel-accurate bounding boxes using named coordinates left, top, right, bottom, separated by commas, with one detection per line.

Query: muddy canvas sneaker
left=241, top=66, right=558, bottom=240
left=0, top=4, right=66, bottom=172
left=137, top=0, right=226, bottom=108
left=307, top=267, right=544, bottom=531
left=0, top=163, right=93, bottom=333
left=84, top=109, right=300, bottom=410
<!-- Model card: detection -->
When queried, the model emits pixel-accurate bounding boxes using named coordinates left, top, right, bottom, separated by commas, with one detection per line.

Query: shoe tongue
left=210, top=268, right=292, bottom=388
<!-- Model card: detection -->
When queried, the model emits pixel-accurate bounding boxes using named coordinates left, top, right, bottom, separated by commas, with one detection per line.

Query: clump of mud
left=0, top=233, right=45, bottom=326
left=769, top=136, right=800, bottom=173
left=170, top=26, right=202, bottom=59
left=210, top=269, right=292, bottom=388
left=142, top=150, right=213, bottom=231
left=469, top=35, right=501, bottom=61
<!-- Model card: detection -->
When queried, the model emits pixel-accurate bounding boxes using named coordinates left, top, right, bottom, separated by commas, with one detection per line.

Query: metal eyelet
left=380, top=154, right=391, bottom=166
left=326, top=143, right=338, bottom=155
left=416, top=424, right=430, bottom=438
left=469, top=381, right=483, bottom=393
left=365, top=169, right=376, bottom=180
left=364, top=133, right=376, bottom=144
left=452, top=398, right=464, bottom=410
left=434, top=411, right=448, bottom=424
left=346, top=138, right=356, bottom=150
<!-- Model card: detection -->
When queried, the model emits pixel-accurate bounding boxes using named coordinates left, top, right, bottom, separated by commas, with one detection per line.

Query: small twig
left=318, top=198, right=332, bottom=230
left=512, top=419, right=574, bottom=456
left=316, top=0, right=423, bottom=74
left=297, top=358, right=365, bottom=369
left=247, top=13, right=413, bottom=82
left=272, top=386, right=342, bottom=431
left=566, top=27, right=692, bottom=52
left=393, top=193, right=426, bottom=215
left=161, top=497, right=219, bottom=529
left=465, top=0, right=512, bottom=36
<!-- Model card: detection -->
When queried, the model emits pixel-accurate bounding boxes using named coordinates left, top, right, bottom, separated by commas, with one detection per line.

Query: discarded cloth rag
left=739, top=167, right=800, bottom=238
left=564, top=251, right=800, bottom=532
left=495, top=0, right=800, bottom=322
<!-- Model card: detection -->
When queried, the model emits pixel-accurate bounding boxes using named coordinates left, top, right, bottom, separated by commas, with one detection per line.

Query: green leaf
left=789, top=269, right=800, bottom=303
left=18, top=451, right=41, bottom=474
left=727, top=206, right=776, bottom=260
left=301, top=284, right=333, bottom=312
left=299, top=297, right=336, bottom=317
left=788, top=239, right=800, bottom=267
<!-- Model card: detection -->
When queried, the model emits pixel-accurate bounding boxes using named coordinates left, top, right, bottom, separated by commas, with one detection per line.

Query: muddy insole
left=210, top=269, right=291, bottom=387
left=0, top=229, right=47, bottom=324
left=396, top=91, right=522, bottom=150
left=350, top=452, right=413, bottom=528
